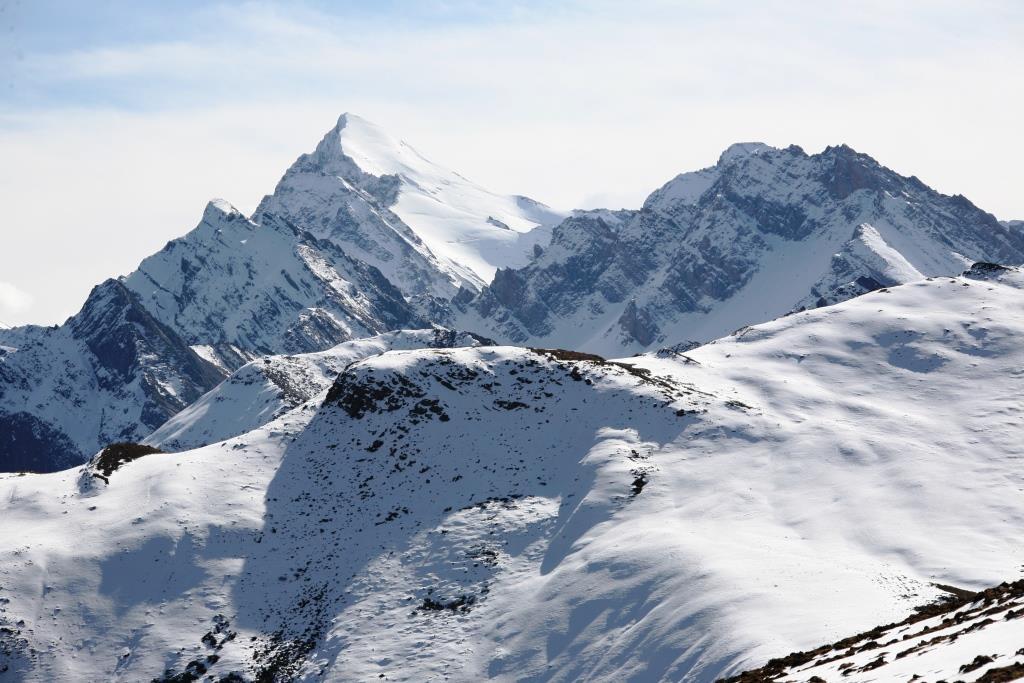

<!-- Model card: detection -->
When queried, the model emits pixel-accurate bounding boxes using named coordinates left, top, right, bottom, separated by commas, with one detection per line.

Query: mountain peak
left=300, top=112, right=419, bottom=183
left=76, top=277, right=133, bottom=319
left=334, top=111, right=373, bottom=130
left=822, top=142, right=862, bottom=157
left=202, top=198, right=243, bottom=223
left=717, top=141, right=775, bottom=166
left=644, top=142, right=778, bottom=210
left=469, top=134, right=1024, bottom=355
left=333, top=112, right=429, bottom=179
left=259, top=112, right=565, bottom=296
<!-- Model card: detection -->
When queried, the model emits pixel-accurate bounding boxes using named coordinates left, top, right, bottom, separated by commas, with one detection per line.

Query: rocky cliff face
left=122, top=199, right=424, bottom=369
left=0, top=197, right=431, bottom=472
left=0, top=280, right=225, bottom=471
left=462, top=143, right=1024, bottom=355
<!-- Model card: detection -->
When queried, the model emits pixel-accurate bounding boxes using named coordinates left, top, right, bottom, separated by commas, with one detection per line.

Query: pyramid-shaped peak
left=334, top=111, right=383, bottom=131
left=330, top=112, right=393, bottom=144
left=302, top=112, right=429, bottom=180
left=202, top=198, right=244, bottom=223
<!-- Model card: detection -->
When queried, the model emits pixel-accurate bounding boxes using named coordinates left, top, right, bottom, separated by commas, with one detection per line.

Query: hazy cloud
left=0, top=281, right=33, bottom=322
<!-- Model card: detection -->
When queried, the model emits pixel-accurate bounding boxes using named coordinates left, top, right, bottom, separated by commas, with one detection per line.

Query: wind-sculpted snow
left=145, top=328, right=494, bottom=452
left=0, top=345, right=707, bottom=681
left=2, top=267, right=1023, bottom=681
left=464, top=143, right=1024, bottom=356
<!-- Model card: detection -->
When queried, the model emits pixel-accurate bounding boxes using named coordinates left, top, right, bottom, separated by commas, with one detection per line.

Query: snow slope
left=145, top=328, right=493, bottom=452
left=256, top=113, right=565, bottom=298
left=465, top=143, right=1024, bottom=356
left=2, top=264, right=1023, bottom=681
left=723, top=580, right=1024, bottom=683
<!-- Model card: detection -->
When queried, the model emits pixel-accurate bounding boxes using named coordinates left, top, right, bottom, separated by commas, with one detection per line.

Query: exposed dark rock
left=718, top=579, right=1024, bottom=683
left=0, top=411, right=84, bottom=473
left=419, top=594, right=475, bottom=614
left=70, top=280, right=226, bottom=425
left=976, top=662, right=1024, bottom=682
left=965, top=261, right=1013, bottom=278
left=617, top=300, right=660, bottom=346
left=91, top=442, right=164, bottom=481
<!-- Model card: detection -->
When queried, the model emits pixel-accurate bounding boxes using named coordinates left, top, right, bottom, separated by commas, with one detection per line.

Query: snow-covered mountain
left=123, top=199, right=424, bottom=369
left=0, top=199, right=429, bottom=473
left=4, top=117, right=1024, bottom=678
left=0, top=114, right=570, bottom=473
left=2, top=263, right=1022, bottom=681
left=462, top=143, right=1024, bottom=355
left=5, top=125, right=1023, bottom=480
left=0, top=280, right=224, bottom=472
left=255, top=113, right=565, bottom=301
left=145, top=327, right=493, bottom=452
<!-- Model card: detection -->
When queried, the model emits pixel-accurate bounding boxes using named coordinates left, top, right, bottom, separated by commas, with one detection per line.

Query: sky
left=0, top=0, right=1022, bottom=326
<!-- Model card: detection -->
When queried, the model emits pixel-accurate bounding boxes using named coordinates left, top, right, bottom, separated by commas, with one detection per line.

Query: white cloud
left=0, top=281, right=33, bottom=323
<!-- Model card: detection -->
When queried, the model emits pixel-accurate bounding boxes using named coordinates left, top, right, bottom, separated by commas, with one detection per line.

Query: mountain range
left=3, top=115, right=1021, bottom=474
left=461, top=142, right=1024, bottom=354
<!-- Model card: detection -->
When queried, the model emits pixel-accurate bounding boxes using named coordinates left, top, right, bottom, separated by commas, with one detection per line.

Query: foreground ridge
left=721, top=580, right=1024, bottom=683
